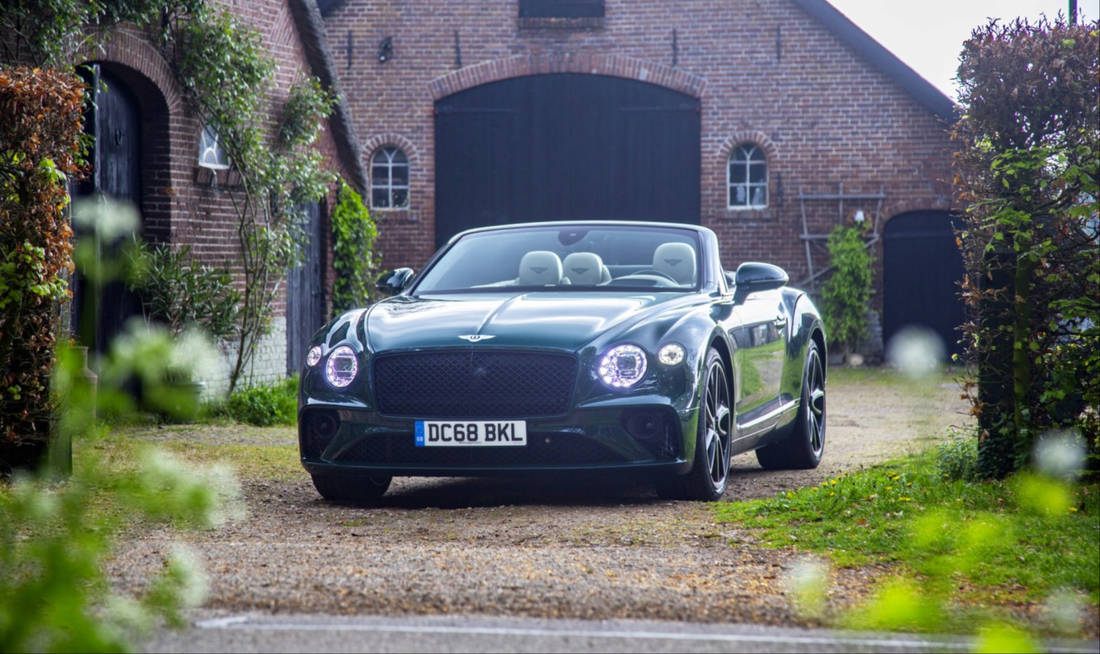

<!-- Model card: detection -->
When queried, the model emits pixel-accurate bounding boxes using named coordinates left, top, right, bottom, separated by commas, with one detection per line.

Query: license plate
left=414, top=420, right=527, bottom=447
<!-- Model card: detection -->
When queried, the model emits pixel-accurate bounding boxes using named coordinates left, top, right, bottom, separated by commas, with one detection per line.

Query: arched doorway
left=434, top=73, right=700, bottom=247
left=883, top=210, right=966, bottom=356
left=72, top=64, right=146, bottom=354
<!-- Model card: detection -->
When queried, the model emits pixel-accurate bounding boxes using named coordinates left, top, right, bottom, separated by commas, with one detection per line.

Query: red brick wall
left=325, top=0, right=955, bottom=319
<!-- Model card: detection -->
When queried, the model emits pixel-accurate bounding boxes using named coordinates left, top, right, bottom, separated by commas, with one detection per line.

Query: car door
left=730, top=287, right=788, bottom=437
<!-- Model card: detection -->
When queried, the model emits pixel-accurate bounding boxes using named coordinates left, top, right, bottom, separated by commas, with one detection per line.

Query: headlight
left=657, top=343, right=685, bottom=366
left=598, top=344, right=648, bottom=388
left=306, top=346, right=322, bottom=367
left=324, top=345, right=358, bottom=388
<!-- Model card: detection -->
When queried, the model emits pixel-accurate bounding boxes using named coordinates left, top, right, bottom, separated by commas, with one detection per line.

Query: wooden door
left=435, top=74, right=700, bottom=248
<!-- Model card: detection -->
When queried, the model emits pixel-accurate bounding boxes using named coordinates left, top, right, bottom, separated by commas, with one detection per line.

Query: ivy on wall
left=164, top=8, right=335, bottom=393
left=330, top=179, right=379, bottom=314
left=820, top=223, right=874, bottom=359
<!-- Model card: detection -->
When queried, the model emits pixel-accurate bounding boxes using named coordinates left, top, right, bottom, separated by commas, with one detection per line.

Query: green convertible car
left=298, top=221, right=827, bottom=502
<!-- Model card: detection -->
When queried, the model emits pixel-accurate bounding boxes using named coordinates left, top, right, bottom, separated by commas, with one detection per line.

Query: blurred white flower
left=887, top=326, right=945, bottom=380
left=786, top=556, right=829, bottom=619
left=73, top=195, right=140, bottom=242
left=1043, top=588, right=1085, bottom=636
left=1034, top=431, right=1085, bottom=480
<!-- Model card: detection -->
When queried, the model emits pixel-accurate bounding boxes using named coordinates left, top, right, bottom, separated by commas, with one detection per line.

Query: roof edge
left=288, top=0, right=369, bottom=193
left=791, top=0, right=958, bottom=123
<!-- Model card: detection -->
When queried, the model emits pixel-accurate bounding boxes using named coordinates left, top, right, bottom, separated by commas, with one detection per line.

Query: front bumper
left=298, top=400, right=695, bottom=477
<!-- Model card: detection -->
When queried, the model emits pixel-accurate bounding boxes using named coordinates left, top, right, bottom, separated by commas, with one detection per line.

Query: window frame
left=727, top=143, right=768, bottom=210
left=370, top=146, right=410, bottom=210
left=198, top=124, right=230, bottom=171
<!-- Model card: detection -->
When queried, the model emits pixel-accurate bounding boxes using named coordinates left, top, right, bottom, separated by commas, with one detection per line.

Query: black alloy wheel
left=756, top=340, right=826, bottom=470
left=657, top=348, right=732, bottom=500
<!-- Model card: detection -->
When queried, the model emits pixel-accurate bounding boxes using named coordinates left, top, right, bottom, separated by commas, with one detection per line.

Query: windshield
left=414, top=225, right=702, bottom=294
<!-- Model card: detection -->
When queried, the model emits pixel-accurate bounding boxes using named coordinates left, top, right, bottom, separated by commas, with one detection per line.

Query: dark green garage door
left=883, top=211, right=966, bottom=356
left=434, top=74, right=700, bottom=248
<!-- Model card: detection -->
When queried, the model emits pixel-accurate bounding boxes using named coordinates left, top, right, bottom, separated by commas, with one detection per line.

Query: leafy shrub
left=953, top=15, right=1099, bottom=476
left=935, top=433, right=979, bottom=481
left=224, top=376, right=297, bottom=426
left=820, top=223, right=874, bottom=358
left=126, top=242, right=241, bottom=341
left=330, top=179, right=380, bottom=314
left=0, top=67, right=84, bottom=470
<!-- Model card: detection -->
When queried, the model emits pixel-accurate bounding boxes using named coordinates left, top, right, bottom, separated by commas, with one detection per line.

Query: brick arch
left=717, top=131, right=780, bottom=162
left=427, top=53, right=707, bottom=100
left=363, top=133, right=421, bottom=167
left=93, top=27, right=182, bottom=113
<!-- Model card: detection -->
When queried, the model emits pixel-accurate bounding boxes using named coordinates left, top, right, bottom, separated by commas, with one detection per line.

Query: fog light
left=657, top=343, right=685, bottom=366
left=303, top=409, right=340, bottom=459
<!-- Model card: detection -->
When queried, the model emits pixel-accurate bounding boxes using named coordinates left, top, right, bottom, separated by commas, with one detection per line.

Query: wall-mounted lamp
left=378, top=36, right=393, bottom=63
left=853, top=209, right=866, bottom=224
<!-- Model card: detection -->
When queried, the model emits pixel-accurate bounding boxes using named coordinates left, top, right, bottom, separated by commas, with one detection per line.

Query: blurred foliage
left=223, top=376, right=297, bottom=427
left=0, top=67, right=84, bottom=467
left=716, top=437, right=1098, bottom=645
left=952, top=15, right=1099, bottom=476
left=820, top=223, right=874, bottom=357
left=0, top=336, right=241, bottom=653
left=0, top=197, right=242, bottom=652
left=125, top=241, right=241, bottom=341
left=330, top=179, right=380, bottom=315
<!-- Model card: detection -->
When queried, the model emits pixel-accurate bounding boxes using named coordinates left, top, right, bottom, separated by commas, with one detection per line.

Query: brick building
left=74, top=0, right=366, bottom=391
left=322, top=0, right=963, bottom=356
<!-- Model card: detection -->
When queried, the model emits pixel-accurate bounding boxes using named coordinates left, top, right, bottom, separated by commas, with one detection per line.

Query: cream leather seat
left=652, top=243, right=696, bottom=285
left=518, top=250, right=564, bottom=286
left=562, top=252, right=611, bottom=285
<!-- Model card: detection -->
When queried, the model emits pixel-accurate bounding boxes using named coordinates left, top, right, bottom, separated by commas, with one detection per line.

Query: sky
left=824, top=1, right=1099, bottom=101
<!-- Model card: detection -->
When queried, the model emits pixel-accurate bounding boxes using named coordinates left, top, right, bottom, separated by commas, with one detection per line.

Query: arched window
left=370, top=146, right=409, bottom=209
left=728, top=144, right=767, bottom=209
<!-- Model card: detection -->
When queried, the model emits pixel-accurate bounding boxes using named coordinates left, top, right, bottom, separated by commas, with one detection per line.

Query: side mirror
left=377, top=267, right=415, bottom=295
left=733, top=262, right=788, bottom=302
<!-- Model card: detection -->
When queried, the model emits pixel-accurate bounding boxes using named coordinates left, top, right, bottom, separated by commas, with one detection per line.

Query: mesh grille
left=337, top=433, right=622, bottom=467
left=373, top=349, right=577, bottom=418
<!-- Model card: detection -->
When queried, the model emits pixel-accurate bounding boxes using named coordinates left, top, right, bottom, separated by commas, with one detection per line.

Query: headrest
left=518, top=250, right=563, bottom=286
left=562, top=252, right=606, bottom=285
left=652, top=242, right=697, bottom=285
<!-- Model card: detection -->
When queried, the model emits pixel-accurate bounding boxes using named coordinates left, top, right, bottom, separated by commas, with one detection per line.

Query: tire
left=656, top=348, right=733, bottom=501
left=756, top=340, right=826, bottom=470
left=311, top=471, right=392, bottom=504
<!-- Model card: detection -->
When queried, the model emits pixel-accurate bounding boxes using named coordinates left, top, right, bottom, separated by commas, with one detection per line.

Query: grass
left=714, top=449, right=1100, bottom=608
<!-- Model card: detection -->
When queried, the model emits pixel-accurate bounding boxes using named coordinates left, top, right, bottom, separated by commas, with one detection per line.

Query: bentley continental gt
left=298, top=221, right=827, bottom=502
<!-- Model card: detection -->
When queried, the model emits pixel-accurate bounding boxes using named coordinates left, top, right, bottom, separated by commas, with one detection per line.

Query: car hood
left=362, top=292, right=695, bottom=352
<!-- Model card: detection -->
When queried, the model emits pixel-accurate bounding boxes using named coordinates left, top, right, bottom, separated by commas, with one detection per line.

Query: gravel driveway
left=108, top=368, right=971, bottom=627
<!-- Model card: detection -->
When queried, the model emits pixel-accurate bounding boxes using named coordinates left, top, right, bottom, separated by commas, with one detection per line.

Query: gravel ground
left=108, top=368, right=974, bottom=628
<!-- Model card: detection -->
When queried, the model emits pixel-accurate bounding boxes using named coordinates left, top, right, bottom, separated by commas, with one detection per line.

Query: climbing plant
left=164, top=9, right=335, bottom=392
left=330, top=179, right=379, bottom=314
left=820, top=223, right=874, bottom=360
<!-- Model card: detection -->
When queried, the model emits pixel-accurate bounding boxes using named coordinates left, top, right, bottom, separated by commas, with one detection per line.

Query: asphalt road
left=141, top=613, right=1099, bottom=653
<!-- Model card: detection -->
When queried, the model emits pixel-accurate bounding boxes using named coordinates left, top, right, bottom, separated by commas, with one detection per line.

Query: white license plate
left=414, top=420, right=527, bottom=447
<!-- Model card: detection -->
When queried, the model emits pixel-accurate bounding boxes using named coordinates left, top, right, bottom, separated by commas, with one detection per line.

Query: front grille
left=337, top=433, right=622, bottom=467
left=373, top=349, right=577, bottom=419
